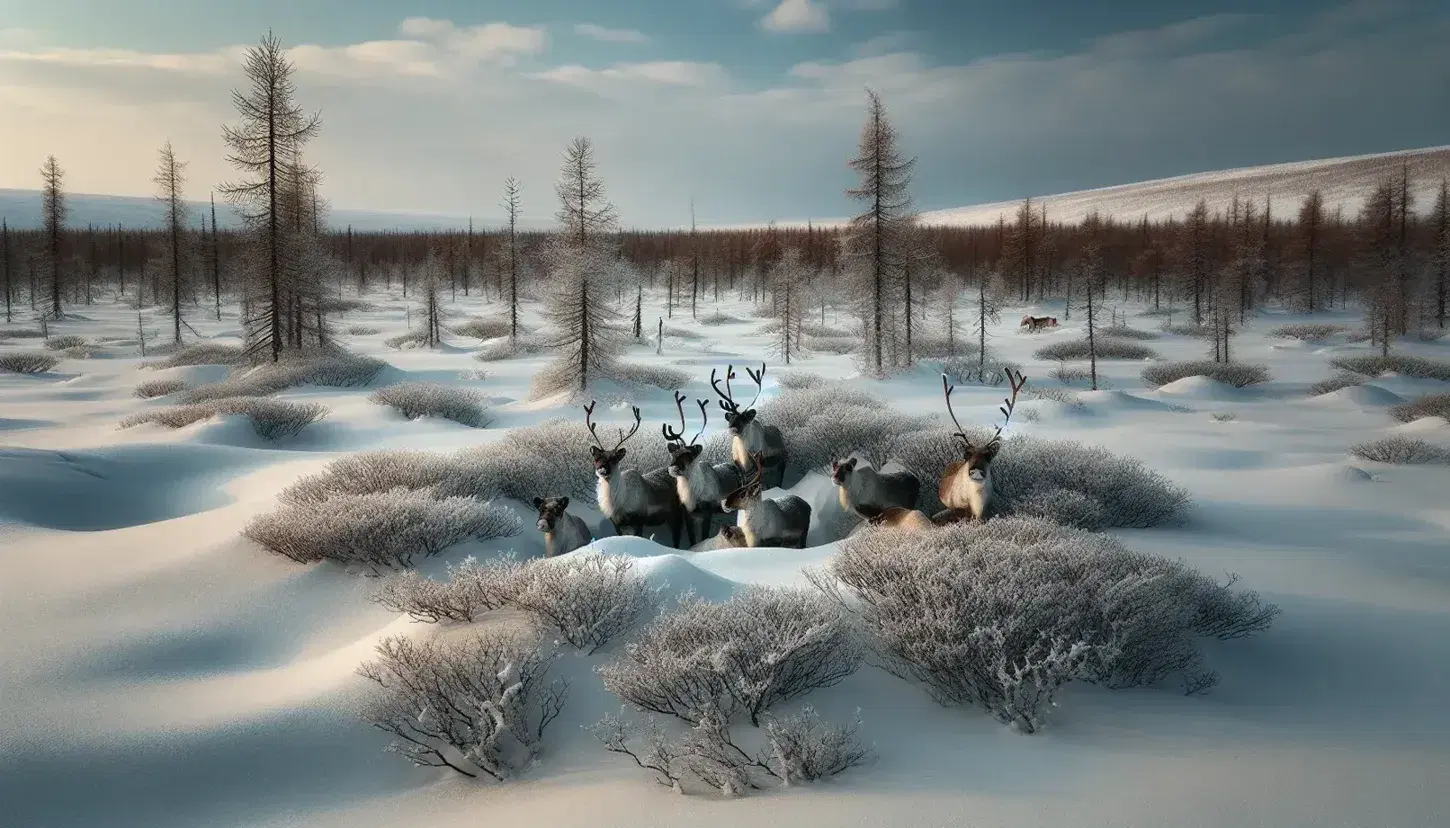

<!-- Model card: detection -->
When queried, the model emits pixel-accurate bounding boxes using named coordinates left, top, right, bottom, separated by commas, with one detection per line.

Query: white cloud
left=761, top=0, right=831, bottom=34
left=573, top=23, right=651, bottom=44
left=534, top=60, right=728, bottom=89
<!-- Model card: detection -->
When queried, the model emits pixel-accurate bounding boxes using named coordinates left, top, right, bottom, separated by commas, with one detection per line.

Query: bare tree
left=845, top=88, right=915, bottom=376
left=1, top=219, right=11, bottom=323
left=1178, top=200, right=1212, bottom=325
left=689, top=200, right=701, bottom=318
left=421, top=252, right=443, bottom=347
left=219, top=31, right=322, bottom=362
left=1294, top=190, right=1326, bottom=313
left=769, top=249, right=809, bottom=364
left=40, top=155, right=66, bottom=320
left=1433, top=179, right=1449, bottom=330
left=153, top=141, right=190, bottom=344
left=209, top=194, right=223, bottom=320
left=1081, top=215, right=1104, bottom=390
left=1360, top=179, right=1407, bottom=356
left=502, top=177, right=522, bottom=341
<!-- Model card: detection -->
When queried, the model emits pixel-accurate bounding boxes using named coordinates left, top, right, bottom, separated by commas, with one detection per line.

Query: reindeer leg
left=680, top=509, right=695, bottom=548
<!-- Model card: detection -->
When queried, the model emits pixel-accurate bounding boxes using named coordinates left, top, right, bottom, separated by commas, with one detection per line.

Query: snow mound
left=1078, top=389, right=1187, bottom=412
left=1312, top=384, right=1404, bottom=407
left=1154, top=376, right=1250, bottom=400
left=629, top=549, right=740, bottom=604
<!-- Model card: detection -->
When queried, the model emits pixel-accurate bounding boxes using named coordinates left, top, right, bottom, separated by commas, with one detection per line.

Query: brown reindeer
left=934, top=369, right=1027, bottom=524
left=1020, top=315, right=1059, bottom=331
left=712, top=363, right=788, bottom=489
left=586, top=401, right=690, bottom=547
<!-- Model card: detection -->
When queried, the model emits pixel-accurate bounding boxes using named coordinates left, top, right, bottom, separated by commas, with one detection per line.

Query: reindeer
left=531, top=496, right=592, bottom=558
left=662, top=391, right=742, bottom=543
left=709, top=525, right=750, bottom=549
left=935, top=369, right=1027, bottom=524
left=1020, top=315, right=1059, bottom=331
left=719, top=453, right=812, bottom=548
left=712, top=363, right=788, bottom=489
left=585, top=402, right=691, bottom=548
left=831, top=457, right=921, bottom=522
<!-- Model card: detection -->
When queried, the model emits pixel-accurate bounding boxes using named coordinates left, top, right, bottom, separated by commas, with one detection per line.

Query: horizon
left=2, top=0, right=1448, bottom=227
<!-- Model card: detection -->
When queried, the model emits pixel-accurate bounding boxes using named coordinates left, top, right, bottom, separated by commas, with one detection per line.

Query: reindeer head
left=712, top=363, right=766, bottom=436
left=584, top=401, right=642, bottom=480
left=941, top=369, right=1027, bottom=476
left=662, top=391, right=710, bottom=478
left=715, top=525, right=748, bottom=548
left=720, top=452, right=766, bottom=513
left=831, top=457, right=858, bottom=486
left=531, top=496, right=570, bottom=533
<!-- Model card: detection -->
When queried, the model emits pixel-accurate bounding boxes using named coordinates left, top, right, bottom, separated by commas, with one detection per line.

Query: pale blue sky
left=1, top=0, right=1446, bottom=226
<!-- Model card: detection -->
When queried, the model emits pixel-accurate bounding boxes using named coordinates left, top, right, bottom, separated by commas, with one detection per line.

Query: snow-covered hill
left=922, top=145, right=1450, bottom=227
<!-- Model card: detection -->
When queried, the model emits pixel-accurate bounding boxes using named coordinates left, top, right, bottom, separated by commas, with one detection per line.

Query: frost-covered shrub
left=43, top=334, right=87, bottom=351
left=1161, top=324, right=1218, bottom=339
left=134, top=378, right=190, bottom=399
left=370, top=382, right=491, bottom=427
left=939, top=350, right=1022, bottom=387
left=1349, top=436, right=1450, bottom=464
left=358, top=630, right=568, bottom=780
left=243, top=489, right=522, bottom=571
left=371, top=555, right=527, bottom=622
left=119, top=397, right=328, bottom=440
left=451, top=316, right=516, bottom=340
left=144, top=343, right=243, bottom=369
left=345, top=325, right=381, bottom=336
left=809, top=336, right=857, bottom=355
left=0, top=327, right=44, bottom=339
left=511, top=552, right=657, bottom=654
left=775, top=371, right=826, bottom=390
left=760, top=383, right=930, bottom=471
left=280, top=449, right=457, bottom=506
left=1309, top=372, right=1368, bottom=395
left=178, top=353, right=384, bottom=402
left=1100, top=324, right=1160, bottom=341
left=1271, top=322, right=1345, bottom=341
left=1211, top=412, right=1238, bottom=422
left=323, top=298, right=376, bottom=314
left=609, top=362, right=690, bottom=392
left=1328, top=354, right=1450, bottom=382
left=1025, top=384, right=1085, bottom=408
left=816, top=518, right=1280, bottom=732
left=384, top=329, right=432, bottom=350
left=1034, top=337, right=1158, bottom=361
left=1388, top=392, right=1450, bottom=423
left=890, top=429, right=1190, bottom=527
left=0, top=351, right=60, bottom=374
left=660, top=324, right=704, bottom=341
left=599, top=586, right=863, bottom=726
left=699, top=311, right=746, bottom=326
left=1142, top=361, right=1271, bottom=388
left=474, top=333, right=547, bottom=362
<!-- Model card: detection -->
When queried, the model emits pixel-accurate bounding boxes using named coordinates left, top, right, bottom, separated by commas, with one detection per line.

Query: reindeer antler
left=711, top=366, right=740, bottom=414
left=662, top=391, right=689, bottom=446
left=941, top=374, right=971, bottom=446
left=583, top=401, right=606, bottom=450
left=691, top=398, right=709, bottom=446
left=985, top=368, right=1028, bottom=448
left=615, top=406, right=643, bottom=450
left=744, top=362, right=766, bottom=410
left=586, top=401, right=643, bottom=452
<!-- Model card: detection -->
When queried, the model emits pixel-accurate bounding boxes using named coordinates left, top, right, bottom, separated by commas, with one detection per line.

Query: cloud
left=533, top=60, right=729, bottom=90
left=761, top=0, right=831, bottom=33
left=573, top=23, right=651, bottom=44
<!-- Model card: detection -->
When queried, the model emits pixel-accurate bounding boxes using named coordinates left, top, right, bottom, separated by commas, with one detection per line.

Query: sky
left=0, top=0, right=1447, bottom=228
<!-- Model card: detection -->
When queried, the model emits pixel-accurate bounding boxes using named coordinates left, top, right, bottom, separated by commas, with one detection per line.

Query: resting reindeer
left=662, top=391, right=742, bottom=543
left=531, top=496, right=592, bottom=558
left=844, top=505, right=936, bottom=536
left=935, top=369, right=1027, bottom=524
left=832, top=457, right=921, bottom=523
left=719, top=453, right=812, bottom=549
left=585, top=402, right=691, bottom=548
left=708, top=525, right=750, bottom=549
left=1020, top=315, right=1059, bottom=331
left=712, top=363, right=788, bottom=489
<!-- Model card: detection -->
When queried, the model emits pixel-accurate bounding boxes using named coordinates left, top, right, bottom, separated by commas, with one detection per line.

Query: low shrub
left=761, top=383, right=930, bottom=471
left=511, top=552, right=658, bottom=654
left=1100, top=324, right=1160, bottom=341
left=1388, top=392, right=1450, bottom=423
left=0, top=327, right=45, bottom=339
left=815, top=518, right=1279, bottom=732
left=1034, top=337, right=1158, bottom=361
left=699, top=311, right=746, bottom=326
left=134, top=378, right=190, bottom=399
left=345, top=325, right=381, bottom=336
left=280, top=449, right=457, bottom=506
left=1211, top=412, right=1238, bottom=422
left=178, top=353, right=385, bottom=402
left=1328, top=354, right=1450, bottom=382
left=474, top=333, right=548, bottom=362
left=1349, top=436, right=1450, bottom=464
left=243, top=488, right=521, bottom=571
left=371, top=555, right=527, bottom=623
left=119, top=397, right=328, bottom=440
left=1025, top=384, right=1085, bottom=408
left=599, top=586, right=863, bottom=726
left=0, top=351, right=60, bottom=374
left=451, top=316, right=516, bottom=340
left=1161, top=324, right=1221, bottom=339
left=660, top=324, right=704, bottom=341
left=1271, top=322, right=1345, bottom=341
left=44, top=335, right=88, bottom=351
left=322, top=298, right=376, bottom=314
left=358, top=630, right=568, bottom=780
left=609, top=361, right=690, bottom=392
left=1142, top=361, right=1271, bottom=388
left=939, top=349, right=1023, bottom=386
left=384, top=330, right=432, bottom=350
left=144, top=343, right=244, bottom=369
left=774, top=371, right=826, bottom=390
left=370, top=382, right=491, bottom=427
left=1309, top=372, right=1368, bottom=395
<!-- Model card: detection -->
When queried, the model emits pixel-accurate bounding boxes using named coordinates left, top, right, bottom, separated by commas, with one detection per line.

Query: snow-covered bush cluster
left=1270, top=322, right=1345, bottom=341
left=1388, top=392, right=1450, bottom=423
left=1329, top=354, right=1450, bottom=382
left=133, top=378, right=191, bottom=399
left=451, top=315, right=516, bottom=340
left=474, top=332, right=547, bottom=362
left=1141, top=360, right=1271, bottom=388
left=699, top=311, right=746, bottom=326
left=774, top=370, right=826, bottom=390
left=43, top=334, right=87, bottom=351
left=1100, top=323, right=1160, bottom=341
left=345, top=325, right=381, bottom=336
left=939, top=349, right=1022, bottom=386
left=243, top=488, right=521, bottom=571
left=142, top=342, right=244, bottom=368
left=1161, top=323, right=1220, bottom=339
left=599, top=586, right=863, bottom=726
left=1350, top=436, right=1450, bottom=464
left=119, top=397, right=327, bottom=440
left=816, top=517, right=1280, bottom=732
left=511, top=552, right=659, bottom=654
left=0, top=351, right=60, bottom=373
left=608, top=361, right=691, bottom=392
left=178, top=352, right=385, bottom=402
left=383, top=329, right=432, bottom=350
left=1309, top=371, right=1369, bottom=395
left=1034, top=337, right=1158, bottom=361
left=762, top=383, right=932, bottom=471
left=0, top=327, right=44, bottom=339
left=371, top=555, right=526, bottom=622
left=370, top=381, right=492, bottom=427
left=358, top=629, right=568, bottom=780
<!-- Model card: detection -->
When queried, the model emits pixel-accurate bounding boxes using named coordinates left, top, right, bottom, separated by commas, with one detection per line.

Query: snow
left=3, top=292, right=1450, bottom=827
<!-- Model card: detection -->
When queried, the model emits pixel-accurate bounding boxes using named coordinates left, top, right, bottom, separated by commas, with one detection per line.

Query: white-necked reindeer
left=531, top=496, right=592, bottom=557
left=831, top=457, right=921, bottom=522
left=712, top=363, right=788, bottom=489
left=719, top=453, right=812, bottom=548
left=586, top=402, right=691, bottom=548
left=662, top=391, right=742, bottom=543
left=935, top=369, right=1027, bottom=524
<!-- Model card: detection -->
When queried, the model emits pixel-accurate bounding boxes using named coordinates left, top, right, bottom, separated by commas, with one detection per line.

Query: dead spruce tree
left=769, top=248, right=809, bottom=364
left=1295, top=189, right=1326, bottom=313
left=218, top=31, right=323, bottom=362
left=502, top=176, right=523, bottom=342
left=154, top=141, right=190, bottom=344
left=1, top=218, right=12, bottom=323
left=541, top=136, right=620, bottom=395
left=40, top=155, right=66, bottom=320
left=1178, top=200, right=1212, bottom=325
left=1080, top=215, right=1104, bottom=390
left=1431, top=178, right=1448, bottom=330
left=1360, top=179, right=1408, bottom=356
left=845, top=89, right=915, bottom=377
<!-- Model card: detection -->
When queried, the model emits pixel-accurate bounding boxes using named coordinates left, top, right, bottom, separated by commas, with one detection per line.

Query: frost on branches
left=510, top=552, right=659, bottom=654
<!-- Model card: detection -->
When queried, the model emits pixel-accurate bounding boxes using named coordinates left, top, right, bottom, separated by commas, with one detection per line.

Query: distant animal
left=585, top=402, right=691, bottom=548
left=934, top=369, right=1027, bottom=524
left=719, top=453, right=812, bottom=549
left=712, top=363, right=788, bottom=489
left=1021, top=315, right=1059, bottom=331
left=662, top=391, right=742, bottom=542
left=532, top=496, right=592, bottom=557
left=832, top=457, right=921, bottom=520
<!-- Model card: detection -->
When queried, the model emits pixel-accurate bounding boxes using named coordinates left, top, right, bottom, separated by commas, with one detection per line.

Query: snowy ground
left=3, top=288, right=1449, bottom=828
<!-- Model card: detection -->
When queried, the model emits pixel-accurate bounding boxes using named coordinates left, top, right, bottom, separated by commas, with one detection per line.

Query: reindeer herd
left=532, top=362, right=1028, bottom=556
